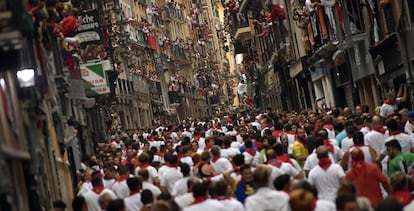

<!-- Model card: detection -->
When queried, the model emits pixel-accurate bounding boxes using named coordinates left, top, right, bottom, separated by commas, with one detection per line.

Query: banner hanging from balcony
left=75, top=10, right=103, bottom=45
left=80, top=60, right=111, bottom=97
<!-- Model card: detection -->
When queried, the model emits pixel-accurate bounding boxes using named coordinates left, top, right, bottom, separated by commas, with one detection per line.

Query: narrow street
left=1, top=0, right=414, bottom=211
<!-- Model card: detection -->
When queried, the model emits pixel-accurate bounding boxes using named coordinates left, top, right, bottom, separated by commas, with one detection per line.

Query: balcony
left=127, top=27, right=149, bottom=49
left=232, top=12, right=251, bottom=42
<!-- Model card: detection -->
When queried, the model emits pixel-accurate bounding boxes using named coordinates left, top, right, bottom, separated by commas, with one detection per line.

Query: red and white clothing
left=112, top=177, right=130, bottom=199
left=124, top=191, right=143, bottom=211
left=303, top=151, right=336, bottom=172
left=243, top=149, right=261, bottom=166
left=364, top=128, right=388, bottom=155
left=308, top=163, right=345, bottom=202
left=183, top=198, right=225, bottom=211
left=84, top=189, right=116, bottom=211
left=245, top=187, right=289, bottom=211
left=211, top=156, right=233, bottom=174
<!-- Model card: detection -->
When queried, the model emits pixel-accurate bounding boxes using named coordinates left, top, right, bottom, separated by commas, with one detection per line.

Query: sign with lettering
left=75, top=10, right=102, bottom=45
left=80, top=60, right=111, bottom=97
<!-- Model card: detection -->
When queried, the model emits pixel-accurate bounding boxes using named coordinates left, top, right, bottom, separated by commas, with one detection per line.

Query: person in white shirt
left=303, top=138, right=337, bottom=177
left=180, top=146, right=194, bottom=166
left=183, top=182, right=225, bottom=211
left=290, top=180, right=336, bottom=211
left=308, top=146, right=345, bottom=202
left=77, top=169, right=93, bottom=196
left=137, top=168, right=161, bottom=199
left=84, top=174, right=116, bottom=211
left=245, top=166, right=289, bottom=211
left=172, top=163, right=191, bottom=197
left=341, top=126, right=357, bottom=153
left=134, top=153, right=159, bottom=185
left=243, top=140, right=261, bottom=166
left=379, top=86, right=406, bottom=118
left=112, top=166, right=131, bottom=199
left=102, top=165, right=116, bottom=190
left=213, top=180, right=244, bottom=211
left=340, top=131, right=378, bottom=171
left=98, top=190, right=117, bottom=210
left=364, top=116, right=388, bottom=155
left=159, top=154, right=183, bottom=193
left=124, top=177, right=143, bottom=211
left=175, top=177, right=200, bottom=209
left=210, top=146, right=233, bottom=174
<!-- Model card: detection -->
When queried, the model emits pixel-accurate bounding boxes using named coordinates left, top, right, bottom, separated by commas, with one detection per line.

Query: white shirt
left=380, top=99, right=400, bottom=117
left=175, top=193, right=195, bottom=209
left=383, top=133, right=414, bottom=154
left=287, top=133, right=295, bottom=154
left=315, top=199, right=337, bottom=211
left=237, top=83, right=246, bottom=96
left=112, top=180, right=130, bottom=199
left=268, top=163, right=299, bottom=188
left=216, top=197, right=245, bottom=211
left=243, top=151, right=261, bottom=166
left=308, top=163, right=345, bottom=202
left=124, top=192, right=143, bottom=211
left=364, top=130, right=389, bottom=155
left=183, top=199, right=225, bottom=211
left=77, top=182, right=93, bottom=196
left=303, top=151, right=336, bottom=172
left=135, top=166, right=158, bottom=184
left=198, top=137, right=206, bottom=150
left=405, top=121, right=413, bottom=135
left=172, top=177, right=189, bottom=197
left=181, top=156, right=194, bottom=166
left=84, top=189, right=116, bottom=211
left=103, top=178, right=115, bottom=190
left=360, top=127, right=370, bottom=135
left=159, top=166, right=183, bottom=193
left=245, top=187, right=289, bottom=211
left=341, top=137, right=354, bottom=153
left=211, top=157, right=233, bottom=174
left=142, top=181, right=161, bottom=199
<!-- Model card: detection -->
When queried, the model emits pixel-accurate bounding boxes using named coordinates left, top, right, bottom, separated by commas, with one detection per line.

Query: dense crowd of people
left=55, top=94, right=414, bottom=211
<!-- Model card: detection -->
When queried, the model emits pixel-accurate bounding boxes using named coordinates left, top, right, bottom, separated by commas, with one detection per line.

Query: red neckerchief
left=318, top=157, right=332, bottom=170
left=92, top=185, right=104, bottom=194
left=384, top=99, right=392, bottom=105
left=312, top=199, right=317, bottom=210
left=233, top=166, right=240, bottom=174
left=245, top=148, right=256, bottom=157
left=347, top=135, right=353, bottom=139
left=350, top=149, right=365, bottom=170
left=389, top=130, right=402, bottom=136
left=177, top=154, right=183, bottom=160
left=139, top=162, right=150, bottom=169
left=204, top=144, right=212, bottom=151
left=267, top=158, right=282, bottom=168
left=215, top=196, right=231, bottom=201
left=129, top=190, right=140, bottom=196
left=194, top=135, right=200, bottom=141
left=323, top=124, right=333, bottom=131
left=211, top=155, right=220, bottom=163
left=324, top=140, right=334, bottom=153
left=115, top=176, right=128, bottom=183
left=297, top=137, right=307, bottom=147
left=276, top=154, right=293, bottom=166
left=165, top=162, right=178, bottom=168
left=256, top=142, right=264, bottom=150
left=373, top=127, right=386, bottom=134
left=191, top=196, right=208, bottom=205
left=286, top=131, right=295, bottom=135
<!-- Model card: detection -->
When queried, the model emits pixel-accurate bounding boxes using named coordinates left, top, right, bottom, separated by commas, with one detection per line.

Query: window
left=407, top=0, right=414, bottom=25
